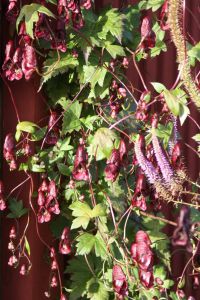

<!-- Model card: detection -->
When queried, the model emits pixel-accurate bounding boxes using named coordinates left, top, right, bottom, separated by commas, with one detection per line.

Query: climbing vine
left=1, top=0, right=200, bottom=299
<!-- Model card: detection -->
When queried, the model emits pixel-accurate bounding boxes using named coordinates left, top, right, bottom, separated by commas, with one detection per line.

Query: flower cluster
left=2, top=38, right=37, bottom=81
left=131, top=231, right=154, bottom=288
left=109, top=80, right=127, bottom=118
left=37, top=179, right=60, bottom=223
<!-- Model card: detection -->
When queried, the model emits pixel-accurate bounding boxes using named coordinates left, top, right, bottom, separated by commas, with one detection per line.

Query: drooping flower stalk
left=134, top=135, right=158, bottom=184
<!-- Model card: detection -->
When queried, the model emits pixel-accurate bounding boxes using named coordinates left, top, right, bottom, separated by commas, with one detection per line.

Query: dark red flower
left=72, top=143, right=89, bottom=181
left=3, top=133, right=15, bottom=161
left=37, top=206, right=51, bottom=223
left=9, top=226, right=17, bottom=239
left=51, top=275, right=58, bottom=287
left=46, top=112, right=60, bottom=145
left=21, top=45, right=37, bottom=80
left=119, top=138, right=128, bottom=163
left=135, top=230, right=151, bottom=246
left=59, top=227, right=71, bottom=255
left=39, top=179, right=49, bottom=192
left=136, top=242, right=154, bottom=270
left=35, top=14, right=51, bottom=41
left=2, top=40, right=14, bottom=71
left=72, top=12, right=84, bottom=29
left=19, top=264, right=27, bottom=275
left=51, top=18, right=67, bottom=53
left=37, top=191, right=46, bottom=206
left=131, top=194, right=147, bottom=211
left=105, top=149, right=121, bottom=182
left=139, top=269, right=154, bottom=289
left=140, top=16, right=156, bottom=50
left=80, top=0, right=92, bottom=9
left=112, top=265, right=128, bottom=297
left=160, top=1, right=169, bottom=31
left=6, top=0, right=19, bottom=22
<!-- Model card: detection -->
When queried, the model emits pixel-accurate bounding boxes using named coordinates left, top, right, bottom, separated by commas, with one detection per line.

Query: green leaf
left=91, top=204, right=106, bottom=218
left=151, top=82, right=166, bottom=93
left=16, top=4, right=55, bottom=39
left=25, top=236, right=31, bottom=256
left=70, top=202, right=106, bottom=230
left=97, top=8, right=124, bottom=42
left=88, top=127, right=119, bottom=160
left=7, top=198, right=28, bottom=219
left=139, top=0, right=165, bottom=11
left=163, top=90, right=181, bottom=116
left=105, top=44, right=125, bottom=59
left=80, top=115, right=99, bottom=130
left=57, top=163, right=72, bottom=176
left=17, top=121, right=39, bottom=134
left=192, top=134, right=200, bottom=143
left=86, top=278, right=109, bottom=300
left=31, top=127, right=47, bottom=141
left=76, top=233, right=96, bottom=255
left=94, top=232, right=108, bottom=260
left=188, top=42, right=200, bottom=62
left=40, top=51, right=79, bottom=86
left=62, top=101, right=83, bottom=134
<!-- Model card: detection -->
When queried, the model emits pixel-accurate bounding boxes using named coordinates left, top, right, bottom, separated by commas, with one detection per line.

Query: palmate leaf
left=86, top=278, right=109, bottom=300
left=62, top=101, right=83, bottom=134
left=88, top=127, right=119, bottom=161
left=16, top=4, right=55, bottom=39
left=7, top=198, right=28, bottom=219
left=97, top=8, right=124, bottom=42
left=70, top=202, right=106, bottom=230
left=40, top=51, right=79, bottom=87
left=76, top=231, right=108, bottom=259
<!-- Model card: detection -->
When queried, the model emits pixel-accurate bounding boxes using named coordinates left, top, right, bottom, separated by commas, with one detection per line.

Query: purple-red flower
left=21, top=45, right=37, bottom=80
left=105, top=149, right=121, bottom=182
left=72, top=142, right=89, bottom=181
left=37, top=206, right=51, bottom=223
left=140, top=16, right=156, bottom=50
left=139, top=269, right=154, bottom=289
left=59, top=227, right=71, bottom=255
left=112, top=265, right=128, bottom=297
left=160, top=0, right=169, bottom=31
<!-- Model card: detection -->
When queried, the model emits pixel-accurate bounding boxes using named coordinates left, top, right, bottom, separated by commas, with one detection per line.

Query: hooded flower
left=37, top=206, right=51, bottom=223
left=59, top=227, right=71, bottom=255
left=112, top=265, right=128, bottom=297
left=21, top=45, right=37, bottom=80
left=6, top=0, right=19, bottom=22
left=72, top=142, right=89, bottom=181
left=46, top=112, right=60, bottom=145
left=160, top=0, right=169, bottom=31
left=105, top=149, right=121, bottom=182
left=139, top=269, right=154, bottom=289
left=140, top=16, right=156, bottom=50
